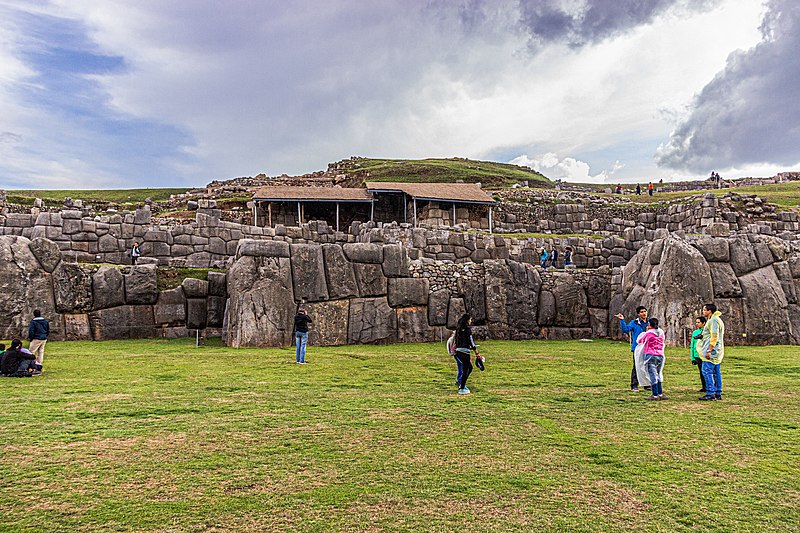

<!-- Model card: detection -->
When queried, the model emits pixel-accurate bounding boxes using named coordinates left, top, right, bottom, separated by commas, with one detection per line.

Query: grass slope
left=597, top=182, right=800, bottom=209
left=344, top=157, right=551, bottom=188
left=5, top=188, right=191, bottom=205
left=0, top=338, right=798, bottom=531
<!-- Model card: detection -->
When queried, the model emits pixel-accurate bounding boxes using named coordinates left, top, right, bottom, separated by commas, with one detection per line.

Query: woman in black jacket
left=454, top=314, right=477, bottom=395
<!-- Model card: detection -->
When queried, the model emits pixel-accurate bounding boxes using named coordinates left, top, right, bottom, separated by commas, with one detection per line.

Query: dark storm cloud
left=517, top=0, right=717, bottom=48
left=656, top=0, right=800, bottom=171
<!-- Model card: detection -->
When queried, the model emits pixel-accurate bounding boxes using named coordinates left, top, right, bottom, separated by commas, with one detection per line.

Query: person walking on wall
left=454, top=314, right=478, bottom=395
left=563, top=247, right=574, bottom=269
left=129, top=241, right=142, bottom=265
left=616, top=306, right=649, bottom=392
left=540, top=248, right=549, bottom=269
left=293, top=307, right=313, bottom=364
left=690, top=315, right=708, bottom=393
left=28, top=309, right=48, bottom=374
left=639, top=318, right=667, bottom=400
left=550, top=246, right=559, bottom=270
left=699, top=303, right=725, bottom=401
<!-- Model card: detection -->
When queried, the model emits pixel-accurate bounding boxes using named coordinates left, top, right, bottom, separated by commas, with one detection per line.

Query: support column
left=268, top=202, right=272, bottom=227
left=489, top=205, right=493, bottom=233
left=452, top=202, right=456, bottom=226
left=297, top=202, right=302, bottom=225
left=336, top=202, right=340, bottom=232
left=370, top=199, right=375, bottom=221
left=403, top=193, right=407, bottom=223
left=253, top=201, right=258, bottom=227
left=413, top=197, right=417, bottom=228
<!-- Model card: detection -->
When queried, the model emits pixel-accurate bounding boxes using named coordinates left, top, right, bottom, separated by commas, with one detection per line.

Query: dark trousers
left=630, top=351, right=639, bottom=389
left=697, top=362, right=707, bottom=391
left=455, top=351, right=473, bottom=389
left=15, top=359, right=34, bottom=376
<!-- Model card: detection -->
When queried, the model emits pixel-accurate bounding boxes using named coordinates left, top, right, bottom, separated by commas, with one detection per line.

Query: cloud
left=517, top=0, right=718, bottom=48
left=510, top=152, right=624, bottom=183
left=656, top=0, right=800, bottom=172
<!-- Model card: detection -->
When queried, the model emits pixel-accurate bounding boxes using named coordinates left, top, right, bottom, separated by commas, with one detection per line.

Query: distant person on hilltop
left=648, top=182, right=654, bottom=196
left=636, top=183, right=641, bottom=195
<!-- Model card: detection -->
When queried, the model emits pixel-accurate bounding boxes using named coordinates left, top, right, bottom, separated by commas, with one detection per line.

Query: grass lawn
left=1, top=338, right=798, bottom=532
left=596, top=182, right=800, bottom=209
left=5, top=188, right=192, bottom=206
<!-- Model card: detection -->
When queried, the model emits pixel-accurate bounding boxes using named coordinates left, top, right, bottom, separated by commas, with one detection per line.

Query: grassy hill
left=4, top=188, right=191, bottom=206
left=337, top=157, right=551, bottom=188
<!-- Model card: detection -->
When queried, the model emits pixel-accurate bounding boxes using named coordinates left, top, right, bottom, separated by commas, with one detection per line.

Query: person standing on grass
left=690, top=316, right=708, bottom=393
left=293, top=307, right=313, bottom=364
left=699, top=303, right=725, bottom=401
left=454, top=314, right=478, bottom=395
left=129, top=241, right=142, bottom=265
left=616, top=306, right=649, bottom=392
left=28, top=309, right=48, bottom=374
left=639, top=318, right=667, bottom=400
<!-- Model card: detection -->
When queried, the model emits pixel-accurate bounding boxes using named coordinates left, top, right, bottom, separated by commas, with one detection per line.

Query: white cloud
left=510, top=152, right=625, bottom=183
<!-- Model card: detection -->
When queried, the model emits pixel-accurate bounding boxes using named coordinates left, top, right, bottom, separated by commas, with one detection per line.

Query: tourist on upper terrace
left=27, top=309, right=48, bottom=375
left=616, top=306, right=649, bottom=392
left=639, top=318, right=667, bottom=400
left=563, top=247, right=574, bottom=269
left=550, top=247, right=559, bottom=269
left=699, top=303, right=725, bottom=401
left=636, top=183, right=641, bottom=195
left=648, top=182, right=654, bottom=196
left=540, top=248, right=549, bottom=269
left=129, top=241, right=142, bottom=265
left=453, top=314, right=478, bottom=395
left=293, top=307, right=313, bottom=364
left=690, top=315, right=708, bottom=394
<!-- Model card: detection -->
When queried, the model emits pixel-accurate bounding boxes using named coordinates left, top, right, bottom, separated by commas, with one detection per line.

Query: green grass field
left=597, top=182, right=800, bottom=209
left=1, top=339, right=798, bottom=532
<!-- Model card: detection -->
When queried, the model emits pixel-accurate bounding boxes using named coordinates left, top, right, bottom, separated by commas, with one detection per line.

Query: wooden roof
left=252, top=186, right=372, bottom=202
left=365, top=182, right=495, bottom=204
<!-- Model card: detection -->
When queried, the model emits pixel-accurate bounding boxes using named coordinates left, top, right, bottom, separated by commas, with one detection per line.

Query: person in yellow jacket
left=699, top=303, right=725, bottom=401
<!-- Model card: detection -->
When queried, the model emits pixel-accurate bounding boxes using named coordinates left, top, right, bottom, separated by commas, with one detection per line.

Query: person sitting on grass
left=639, top=318, right=667, bottom=400
left=0, top=343, right=5, bottom=373
left=690, top=316, right=707, bottom=393
left=0, top=339, right=36, bottom=377
left=454, top=314, right=478, bottom=395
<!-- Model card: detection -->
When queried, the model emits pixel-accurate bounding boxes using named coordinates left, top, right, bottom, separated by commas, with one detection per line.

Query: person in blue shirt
left=615, top=306, right=649, bottom=392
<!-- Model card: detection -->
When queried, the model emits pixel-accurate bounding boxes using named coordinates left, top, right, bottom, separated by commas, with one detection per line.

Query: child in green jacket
left=690, top=316, right=707, bottom=393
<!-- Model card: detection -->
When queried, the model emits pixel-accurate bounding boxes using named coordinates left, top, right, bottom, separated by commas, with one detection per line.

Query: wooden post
left=403, top=193, right=407, bottom=223
left=297, top=202, right=302, bottom=225
left=370, top=199, right=375, bottom=221
left=489, top=205, right=493, bottom=233
left=253, top=201, right=258, bottom=227
left=452, top=202, right=456, bottom=226
left=336, top=202, right=340, bottom=232
left=268, top=202, right=272, bottom=227
left=413, top=197, right=417, bottom=228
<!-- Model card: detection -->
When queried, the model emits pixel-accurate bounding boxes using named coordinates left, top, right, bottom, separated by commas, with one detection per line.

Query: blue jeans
left=295, top=332, right=308, bottom=363
left=644, top=354, right=664, bottom=395
left=701, top=361, right=722, bottom=395
left=453, top=353, right=464, bottom=385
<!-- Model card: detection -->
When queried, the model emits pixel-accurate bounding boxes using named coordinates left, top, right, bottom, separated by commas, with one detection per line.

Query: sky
left=0, top=0, right=798, bottom=189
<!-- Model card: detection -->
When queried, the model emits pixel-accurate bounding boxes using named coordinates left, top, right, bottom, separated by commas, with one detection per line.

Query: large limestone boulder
left=484, top=260, right=512, bottom=338
left=322, top=244, right=358, bottom=299
left=28, top=237, right=62, bottom=273
left=692, top=237, right=730, bottom=262
left=90, top=305, right=156, bottom=339
left=181, top=278, right=209, bottom=299
left=207, top=271, right=227, bottom=297
left=458, top=277, right=487, bottom=324
left=0, top=236, right=61, bottom=340
left=306, top=300, right=349, bottom=346
left=396, top=306, right=435, bottom=343
left=153, top=287, right=186, bottom=325
left=427, top=289, right=450, bottom=326
left=343, top=243, right=383, bottom=263
left=52, top=263, right=94, bottom=313
left=186, top=298, right=208, bottom=329
left=353, top=263, right=387, bottom=297
left=206, top=296, right=226, bottom=327
left=382, top=244, right=411, bottom=277
left=446, top=297, right=466, bottom=329
left=387, top=278, right=429, bottom=307
left=728, top=236, right=759, bottom=276
left=224, top=255, right=296, bottom=347
left=506, top=260, right=541, bottom=339
left=738, top=266, right=792, bottom=345
left=347, top=297, right=397, bottom=344
left=708, top=262, right=742, bottom=298
left=124, top=265, right=159, bottom=305
left=236, top=239, right=290, bottom=258
left=621, top=237, right=713, bottom=345
left=290, top=244, right=328, bottom=302
left=550, top=273, right=589, bottom=328
left=92, top=266, right=125, bottom=310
